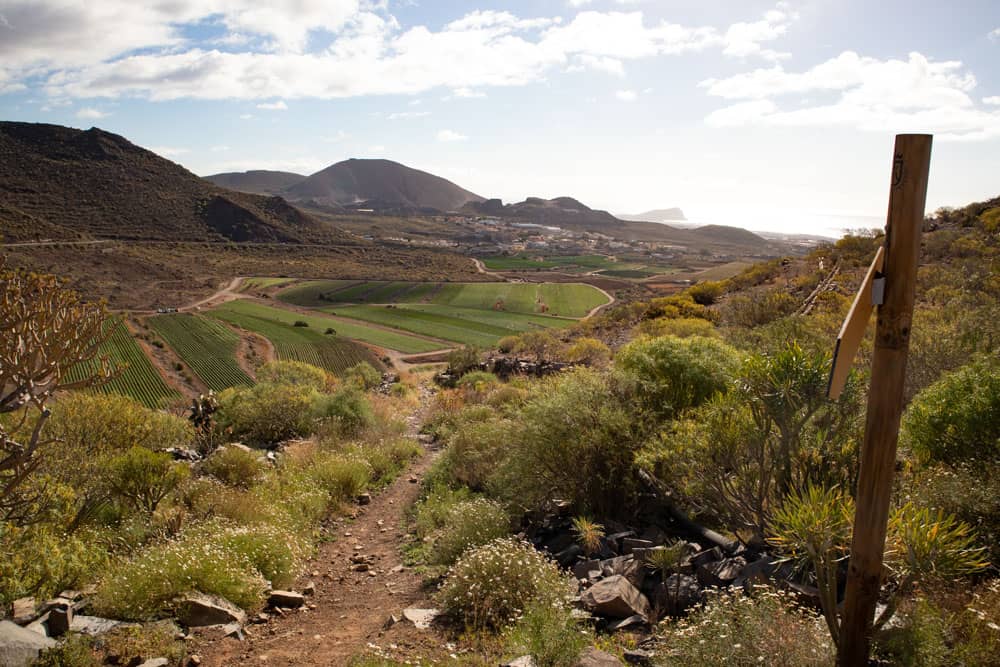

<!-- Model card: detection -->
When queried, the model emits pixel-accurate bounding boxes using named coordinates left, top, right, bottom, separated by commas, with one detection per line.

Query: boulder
left=734, top=555, right=779, bottom=589
left=581, top=576, right=651, bottom=620
left=267, top=591, right=305, bottom=609
left=0, top=620, right=56, bottom=667
left=357, top=493, right=372, bottom=505
left=69, top=615, right=124, bottom=636
left=572, top=559, right=602, bottom=581
left=555, top=544, right=584, bottom=567
left=620, top=539, right=653, bottom=554
left=654, top=574, right=701, bottom=615
left=690, top=547, right=723, bottom=569
left=623, top=648, right=653, bottom=665
left=606, top=614, right=646, bottom=632
left=401, top=608, right=440, bottom=630
left=599, top=556, right=645, bottom=589
left=11, top=599, right=35, bottom=626
left=696, top=556, right=746, bottom=588
left=175, top=594, right=246, bottom=627
left=503, top=657, right=537, bottom=667
left=137, top=659, right=170, bottom=667
left=47, top=607, right=72, bottom=638
left=576, top=647, right=623, bottom=666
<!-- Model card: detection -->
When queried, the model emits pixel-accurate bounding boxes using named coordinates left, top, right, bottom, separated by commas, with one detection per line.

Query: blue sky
left=1, top=0, right=998, bottom=235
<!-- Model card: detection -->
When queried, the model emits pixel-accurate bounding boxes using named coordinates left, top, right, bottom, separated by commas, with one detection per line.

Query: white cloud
left=256, top=100, right=288, bottom=110
left=450, top=87, right=487, bottom=98
left=75, top=107, right=108, bottom=119
left=984, top=96, right=1000, bottom=106
left=149, top=146, right=190, bottom=157
left=206, top=156, right=327, bottom=174
left=239, top=113, right=254, bottom=119
left=368, top=144, right=386, bottom=154
left=386, top=110, right=430, bottom=119
left=210, top=145, right=230, bottom=152
left=990, top=28, right=1000, bottom=40
left=615, top=89, right=637, bottom=101
left=701, top=51, right=1000, bottom=141
left=5, top=3, right=795, bottom=102
left=321, top=130, right=350, bottom=142
left=437, top=129, right=468, bottom=142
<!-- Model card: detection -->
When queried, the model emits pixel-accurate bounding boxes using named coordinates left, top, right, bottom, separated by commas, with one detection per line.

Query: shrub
left=902, top=356, right=1000, bottom=465
left=456, top=370, right=500, bottom=400
left=256, top=360, right=328, bottom=391
left=93, top=526, right=269, bottom=620
left=437, top=537, right=573, bottom=630
left=32, top=633, right=100, bottom=667
left=217, top=382, right=315, bottom=447
left=503, top=603, right=588, bottom=667
left=343, top=361, right=382, bottom=390
left=721, top=289, right=797, bottom=328
left=497, top=336, right=519, bottom=353
left=428, top=498, right=511, bottom=565
left=563, top=338, right=611, bottom=367
left=101, top=623, right=185, bottom=667
left=636, top=317, right=717, bottom=339
left=447, top=345, right=482, bottom=374
left=656, top=588, right=834, bottom=666
left=106, top=447, right=190, bottom=514
left=207, top=522, right=303, bottom=589
left=312, top=386, right=374, bottom=437
left=570, top=517, right=604, bottom=556
left=201, top=446, right=265, bottom=489
left=293, top=320, right=309, bottom=327
left=686, top=280, right=726, bottom=306
left=0, top=521, right=107, bottom=607
left=615, top=335, right=740, bottom=422
left=412, top=483, right=476, bottom=539
left=349, top=438, right=421, bottom=486
left=306, top=452, right=372, bottom=503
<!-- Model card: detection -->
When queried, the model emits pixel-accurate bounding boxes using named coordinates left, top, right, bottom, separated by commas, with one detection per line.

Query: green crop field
left=208, top=301, right=387, bottom=373
left=283, top=281, right=609, bottom=319
left=150, top=314, right=254, bottom=391
left=597, top=269, right=658, bottom=279
left=64, top=318, right=180, bottom=408
left=241, top=277, right=296, bottom=291
left=331, top=303, right=574, bottom=347
left=481, top=254, right=618, bottom=271
left=210, top=300, right=441, bottom=356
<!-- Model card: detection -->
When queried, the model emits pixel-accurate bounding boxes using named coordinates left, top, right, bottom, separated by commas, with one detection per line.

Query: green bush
left=503, top=603, right=588, bottom=667
left=437, top=537, right=572, bottom=630
left=217, top=382, right=315, bottom=447
left=615, top=335, right=740, bottom=421
left=306, top=451, right=372, bottom=503
left=685, top=280, right=726, bottom=306
left=428, top=498, right=511, bottom=565
left=911, top=461, right=1000, bottom=564
left=903, top=356, right=1000, bottom=465
left=93, top=525, right=269, bottom=620
left=0, top=521, right=107, bottom=607
left=656, top=588, right=834, bottom=666
left=256, top=360, right=328, bottom=391
left=636, top=317, right=718, bottom=339
left=201, top=446, right=265, bottom=489
left=106, top=447, right=189, bottom=514
left=412, top=483, right=476, bottom=539
left=312, top=386, right=374, bottom=437
left=31, top=633, right=100, bottom=667
left=349, top=438, right=421, bottom=486
left=100, top=623, right=185, bottom=667
left=343, top=361, right=382, bottom=390
left=721, top=289, right=797, bottom=328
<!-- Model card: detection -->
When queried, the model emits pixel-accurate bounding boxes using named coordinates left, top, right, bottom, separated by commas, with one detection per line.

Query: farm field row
left=208, top=301, right=387, bottom=374
left=64, top=318, right=180, bottom=408
left=150, top=314, right=254, bottom=391
left=330, top=304, right=572, bottom=348
left=278, top=280, right=609, bottom=318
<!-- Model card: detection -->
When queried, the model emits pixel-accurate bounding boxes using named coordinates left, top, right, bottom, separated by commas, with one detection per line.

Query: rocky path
left=193, top=401, right=445, bottom=666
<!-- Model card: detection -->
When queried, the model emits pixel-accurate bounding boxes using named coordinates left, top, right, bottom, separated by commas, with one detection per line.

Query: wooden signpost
left=831, top=134, right=932, bottom=666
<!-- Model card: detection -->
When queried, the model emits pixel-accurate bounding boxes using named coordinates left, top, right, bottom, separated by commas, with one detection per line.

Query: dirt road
left=180, top=276, right=246, bottom=312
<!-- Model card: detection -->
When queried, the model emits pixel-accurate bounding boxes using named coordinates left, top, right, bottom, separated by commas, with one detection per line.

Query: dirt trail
left=180, top=276, right=246, bottom=312
left=194, top=402, right=443, bottom=666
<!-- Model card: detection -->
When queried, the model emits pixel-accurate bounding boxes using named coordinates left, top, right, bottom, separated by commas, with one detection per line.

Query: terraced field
left=64, top=318, right=180, bottom=408
left=241, top=277, right=296, bottom=291
left=210, top=299, right=442, bottom=358
left=280, top=281, right=609, bottom=318
left=150, top=314, right=254, bottom=391
left=482, top=254, right=618, bottom=271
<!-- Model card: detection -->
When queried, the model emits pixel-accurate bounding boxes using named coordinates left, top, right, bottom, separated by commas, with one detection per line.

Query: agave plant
left=570, top=516, right=605, bottom=556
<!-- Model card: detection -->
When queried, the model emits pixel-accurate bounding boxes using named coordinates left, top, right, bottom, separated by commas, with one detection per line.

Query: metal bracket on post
left=871, top=275, right=886, bottom=306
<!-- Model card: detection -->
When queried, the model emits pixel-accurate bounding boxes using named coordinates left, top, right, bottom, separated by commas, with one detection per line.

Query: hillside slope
left=203, top=170, right=306, bottom=195
left=285, top=158, right=485, bottom=211
left=0, top=122, right=346, bottom=244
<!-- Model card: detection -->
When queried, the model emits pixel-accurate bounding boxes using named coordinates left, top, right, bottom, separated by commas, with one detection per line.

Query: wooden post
left=838, top=134, right=932, bottom=666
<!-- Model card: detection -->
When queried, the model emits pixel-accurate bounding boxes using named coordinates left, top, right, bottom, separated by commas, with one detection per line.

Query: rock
left=229, top=443, right=253, bottom=453
left=176, top=594, right=246, bottom=627
left=581, top=576, right=651, bottom=620
left=47, top=607, right=72, bottom=638
left=606, top=531, right=635, bottom=554
left=57, top=590, right=84, bottom=602
left=654, top=574, right=701, bottom=615
left=599, top=556, right=645, bottom=589
left=503, top=657, right=537, bottom=667
left=408, top=476, right=418, bottom=484
left=690, top=547, right=723, bottom=569
left=382, top=614, right=400, bottom=629
left=267, top=591, right=305, bottom=609
left=302, top=582, right=316, bottom=596
left=69, top=615, right=124, bottom=636
left=0, top=620, right=56, bottom=667
left=401, top=608, right=440, bottom=630
left=357, top=493, right=371, bottom=505
left=573, top=559, right=601, bottom=581
left=734, top=555, right=779, bottom=589
left=555, top=544, right=583, bottom=567
left=417, top=433, right=434, bottom=445
left=11, top=599, right=35, bottom=626
left=696, top=556, right=746, bottom=587
left=220, top=622, right=244, bottom=640
left=188, top=655, right=202, bottom=666
left=621, top=538, right=654, bottom=554
left=576, top=647, right=623, bottom=666
left=623, top=648, right=653, bottom=665
left=24, top=615, right=49, bottom=638
left=606, top=614, right=646, bottom=632
left=786, top=581, right=823, bottom=611
left=137, top=659, right=169, bottom=667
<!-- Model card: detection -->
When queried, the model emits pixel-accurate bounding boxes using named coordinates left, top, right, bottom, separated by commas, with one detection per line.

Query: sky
left=1, top=0, right=999, bottom=236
